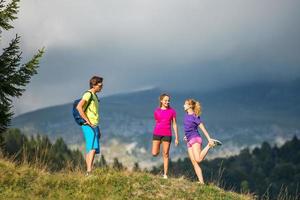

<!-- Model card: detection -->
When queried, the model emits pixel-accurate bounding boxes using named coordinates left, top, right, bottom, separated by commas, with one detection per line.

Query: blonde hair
left=185, top=99, right=202, bottom=116
left=159, top=93, right=170, bottom=108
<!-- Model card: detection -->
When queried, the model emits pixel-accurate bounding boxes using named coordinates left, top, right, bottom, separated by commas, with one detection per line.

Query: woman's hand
left=183, top=136, right=187, bottom=142
left=208, top=139, right=215, bottom=147
left=175, top=138, right=179, bottom=146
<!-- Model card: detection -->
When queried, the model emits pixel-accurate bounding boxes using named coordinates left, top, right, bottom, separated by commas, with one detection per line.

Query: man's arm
left=76, top=99, right=92, bottom=126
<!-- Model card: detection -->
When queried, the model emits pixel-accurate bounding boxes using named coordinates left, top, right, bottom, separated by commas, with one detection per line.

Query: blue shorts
left=81, top=125, right=100, bottom=154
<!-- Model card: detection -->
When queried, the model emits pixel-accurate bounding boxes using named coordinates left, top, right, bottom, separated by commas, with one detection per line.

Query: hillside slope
left=0, top=159, right=253, bottom=200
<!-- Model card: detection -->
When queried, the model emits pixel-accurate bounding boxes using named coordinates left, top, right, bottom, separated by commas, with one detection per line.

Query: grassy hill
left=0, top=159, right=253, bottom=200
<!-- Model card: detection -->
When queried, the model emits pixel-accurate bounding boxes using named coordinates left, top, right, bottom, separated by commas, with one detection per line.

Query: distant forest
left=1, top=128, right=299, bottom=199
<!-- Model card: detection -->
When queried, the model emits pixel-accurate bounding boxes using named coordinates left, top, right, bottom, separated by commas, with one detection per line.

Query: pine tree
left=113, top=157, right=124, bottom=170
left=99, top=154, right=107, bottom=167
left=0, top=0, right=44, bottom=134
left=133, top=162, right=141, bottom=172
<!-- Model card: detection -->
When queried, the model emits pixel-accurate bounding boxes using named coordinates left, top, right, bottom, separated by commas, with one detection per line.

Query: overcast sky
left=2, top=0, right=300, bottom=115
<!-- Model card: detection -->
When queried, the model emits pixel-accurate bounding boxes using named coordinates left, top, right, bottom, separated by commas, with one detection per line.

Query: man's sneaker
left=163, top=174, right=168, bottom=179
left=211, top=139, right=222, bottom=147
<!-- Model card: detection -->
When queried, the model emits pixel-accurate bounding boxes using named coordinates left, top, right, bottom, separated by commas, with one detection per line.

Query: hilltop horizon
left=13, top=77, right=300, bottom=117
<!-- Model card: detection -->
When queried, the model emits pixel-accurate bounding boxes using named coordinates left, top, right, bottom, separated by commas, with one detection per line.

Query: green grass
left=0, top=159, right=253, bottom=200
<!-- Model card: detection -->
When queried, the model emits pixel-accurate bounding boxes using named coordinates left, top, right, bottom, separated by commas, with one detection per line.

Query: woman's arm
left=172, top=117, right=179, bottom=146
left=199, top=123, right=214, bottom=145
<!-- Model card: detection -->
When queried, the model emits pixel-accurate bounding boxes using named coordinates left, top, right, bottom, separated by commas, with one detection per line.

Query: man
left=77, top=76, right=103, bottom=175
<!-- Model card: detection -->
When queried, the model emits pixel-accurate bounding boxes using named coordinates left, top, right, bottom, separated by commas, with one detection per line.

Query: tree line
left=1, top=128, right=299, bottom=199
left=0, top=128, right=137, bottom=172
left=0, top=128, right=85, bottom=171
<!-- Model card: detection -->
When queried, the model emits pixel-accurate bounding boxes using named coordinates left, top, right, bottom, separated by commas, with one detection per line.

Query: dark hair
left=89, top=76, right=103, bottom=88
left=159, top=93, right=170, bottom=108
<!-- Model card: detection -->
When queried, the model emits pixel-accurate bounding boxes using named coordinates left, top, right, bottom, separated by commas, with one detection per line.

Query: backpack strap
left=83, top=91, right=94, bottom=112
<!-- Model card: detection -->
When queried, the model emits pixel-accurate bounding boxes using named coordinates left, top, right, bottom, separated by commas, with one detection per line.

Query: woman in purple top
left=152, top=93, right=179, bottom=179
left=183, top=98, right=222, bottom=184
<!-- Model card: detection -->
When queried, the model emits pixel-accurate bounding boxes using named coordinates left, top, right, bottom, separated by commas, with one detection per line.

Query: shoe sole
left=211, top=139, right=222, bottom=147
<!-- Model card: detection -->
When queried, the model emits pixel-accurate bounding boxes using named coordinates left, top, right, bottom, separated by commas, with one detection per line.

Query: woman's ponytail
left=194, top=101, right=202, bottom=117
left=185, top=99, right=202, bottom=116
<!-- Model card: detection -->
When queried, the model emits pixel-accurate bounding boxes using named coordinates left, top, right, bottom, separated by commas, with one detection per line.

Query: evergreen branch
left=0, top=0, right=44, bottom=135
left=0, top=0, right=20, bottom=31
left=17, top=47, right=45, bottom=87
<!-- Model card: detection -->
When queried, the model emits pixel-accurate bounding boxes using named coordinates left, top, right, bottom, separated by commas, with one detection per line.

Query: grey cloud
left=4, top=0, right=300, bottom=115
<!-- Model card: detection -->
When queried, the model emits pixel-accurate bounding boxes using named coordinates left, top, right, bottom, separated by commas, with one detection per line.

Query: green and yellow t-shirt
left=82, top=91, right=99, bottom=126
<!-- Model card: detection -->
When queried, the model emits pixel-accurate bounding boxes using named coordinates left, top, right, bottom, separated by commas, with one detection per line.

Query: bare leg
left=162, top=141, right=171, bottom=176
left=192, top=143, right=211, bottom=163
left=188, top=147, right=204, bottom=184
left=91, top=151, right=96, bottom=168
left=152, top=140, right=161, bottom=156
left=86, top=149, right=96, bottom=172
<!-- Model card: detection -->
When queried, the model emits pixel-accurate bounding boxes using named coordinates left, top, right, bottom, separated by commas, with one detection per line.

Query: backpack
left=72, top=91, right=94, bottom=126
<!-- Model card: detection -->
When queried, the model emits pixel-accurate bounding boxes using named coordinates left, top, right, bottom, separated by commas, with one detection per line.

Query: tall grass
left=0, top=157, right=253, bottom=200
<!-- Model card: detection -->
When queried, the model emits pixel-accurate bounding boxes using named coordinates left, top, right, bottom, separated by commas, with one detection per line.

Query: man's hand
left=84, top=121, right=93, bottom=127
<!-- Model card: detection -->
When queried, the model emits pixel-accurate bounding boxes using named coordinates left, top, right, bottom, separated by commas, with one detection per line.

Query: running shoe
left=211, top=139, right=222, bottom=147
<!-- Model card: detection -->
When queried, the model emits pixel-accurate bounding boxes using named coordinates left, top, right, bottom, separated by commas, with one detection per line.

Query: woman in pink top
left=152, top=93, right=179, bottom=179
